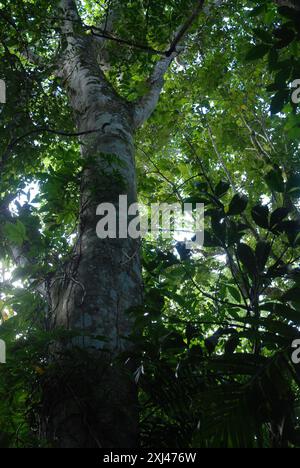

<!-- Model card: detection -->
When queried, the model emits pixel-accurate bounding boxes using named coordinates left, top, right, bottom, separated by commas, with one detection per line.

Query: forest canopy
left=0, top=0, right=300, bottom=449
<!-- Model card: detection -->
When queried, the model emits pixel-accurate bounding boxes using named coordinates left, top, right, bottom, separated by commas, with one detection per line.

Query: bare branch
left=132, top=0, right=205, bottom=129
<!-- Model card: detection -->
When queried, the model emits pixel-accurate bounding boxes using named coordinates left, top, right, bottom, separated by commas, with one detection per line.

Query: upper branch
left=132, top=0, right=205, bottom=129
left=89, top=27, right=166, bottom=56
left=132, top=52, right=178, bottom=129
left=166, top=0, right=205, bottom=56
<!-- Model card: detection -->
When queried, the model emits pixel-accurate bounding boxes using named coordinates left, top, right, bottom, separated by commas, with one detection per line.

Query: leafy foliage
left=1, top=0, right=300, bottom=449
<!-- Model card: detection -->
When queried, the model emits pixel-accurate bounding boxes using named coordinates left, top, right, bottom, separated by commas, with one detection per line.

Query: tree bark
left=43, top=26, right=142, bottom=448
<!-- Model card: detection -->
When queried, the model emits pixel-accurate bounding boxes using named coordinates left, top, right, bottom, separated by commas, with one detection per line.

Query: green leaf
left=270, top=207, right=290, bottom=229
left=227, top=194, right=248, bottom=216
left=227, top=285, right=242, bottom=303
left=252, top=204, right=270, bottom=229
left=255, top=241, right=271, bottom=272
left=279, top=220, right=300, bottom=246
left=237, top=243, right=257, bottom=278
left=215, top=181, right=230, bottom=198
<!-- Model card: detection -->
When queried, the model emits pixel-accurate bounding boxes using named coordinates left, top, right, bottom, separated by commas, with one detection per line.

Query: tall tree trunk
left=35, top=0, right=203, bottom=449
left=43, top=33, right=142, bottom=448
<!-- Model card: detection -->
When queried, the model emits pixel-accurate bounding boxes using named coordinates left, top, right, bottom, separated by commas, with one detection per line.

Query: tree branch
left=90, top=27, right=166, bottom=56
left=132, top=0, right=205, bottom=129
left=166, top=0, right=205, bottom=56
left=132, top=53, right=178, bottom=129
